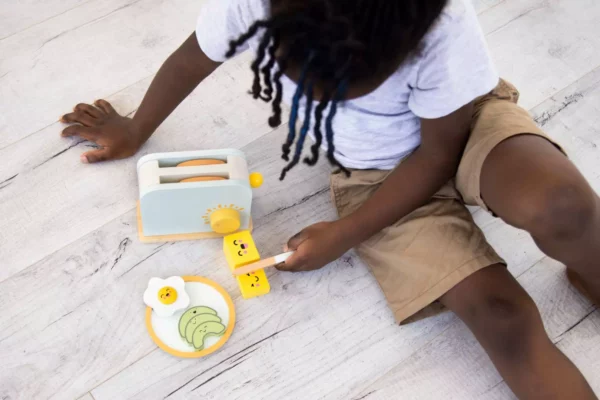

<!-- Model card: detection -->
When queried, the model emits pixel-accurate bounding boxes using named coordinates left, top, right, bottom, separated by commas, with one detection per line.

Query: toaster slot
left=179, top=176, right=227, bottom=183
left=176, top=159, right=225, bottom=167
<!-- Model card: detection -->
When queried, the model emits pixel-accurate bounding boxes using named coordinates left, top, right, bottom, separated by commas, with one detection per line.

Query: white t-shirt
left=196, top=0, right=498, bottom=170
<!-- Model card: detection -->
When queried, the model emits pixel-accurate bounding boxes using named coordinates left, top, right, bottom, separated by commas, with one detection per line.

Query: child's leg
left=440, top=264, right=597, bottom=400
left=480, top=134, right=600, bottom=304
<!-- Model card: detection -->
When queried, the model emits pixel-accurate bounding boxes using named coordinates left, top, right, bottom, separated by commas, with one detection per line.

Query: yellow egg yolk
left=158, top=286, right=178, bottom=305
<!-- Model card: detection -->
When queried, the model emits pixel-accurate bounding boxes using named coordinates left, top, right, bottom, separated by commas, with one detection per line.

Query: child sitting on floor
left=60, top=0, right=600, bottom=398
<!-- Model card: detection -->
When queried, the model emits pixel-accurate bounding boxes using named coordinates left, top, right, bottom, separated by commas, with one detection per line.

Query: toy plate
left=145, top=276, right=235, bottom=358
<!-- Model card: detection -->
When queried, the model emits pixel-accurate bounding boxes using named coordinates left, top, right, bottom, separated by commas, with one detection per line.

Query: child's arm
left=342, top=103, right=473, bottom=240
left=279, top=103, right=473, bottom=272
left=60, top=33, right=220, bottom=163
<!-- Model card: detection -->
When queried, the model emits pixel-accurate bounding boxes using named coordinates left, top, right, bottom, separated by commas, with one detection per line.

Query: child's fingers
left=276, top=250, right=307, bottom=272
left=93, top=99, right=116, bottom=115
left=61, top=125, right=98, bottom=141
left=60, top=111, right=97, bottom=127
left=74, top=103, right=103, bottom=119
left=286, top=229, right=309, bottom=251
left=81, top=148, right=111, bottom=164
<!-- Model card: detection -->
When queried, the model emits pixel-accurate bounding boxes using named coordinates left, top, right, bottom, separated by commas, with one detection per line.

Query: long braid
left=304, top=90, right=331, bottom=166
left=261, top=32, right=280, bottom=101
left=280, top=80, right=315, bottom=180
left=325, top=79, right=350, bottom=176
left=269, top=60, right=286, bottom=127
left=250, top=28, right=274, bottom=100
left=225, top=20, right=270, bottom=58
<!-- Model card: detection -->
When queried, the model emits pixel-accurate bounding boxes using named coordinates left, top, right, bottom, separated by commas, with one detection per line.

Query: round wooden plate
left=145, top=276, right=236, bottom=358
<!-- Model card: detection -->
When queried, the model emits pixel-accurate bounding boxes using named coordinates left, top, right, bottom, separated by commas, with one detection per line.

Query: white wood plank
left=480, top=0, right=600, bottom=109
left=0, top=0, right=89, bottom=40
left=0, top=0, right=204, bottom=149
left=0, top=53, right=275, bottom=282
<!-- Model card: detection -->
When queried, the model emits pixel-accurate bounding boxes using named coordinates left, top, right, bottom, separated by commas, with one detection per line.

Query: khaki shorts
left=330, top=79, right=564, bottom=324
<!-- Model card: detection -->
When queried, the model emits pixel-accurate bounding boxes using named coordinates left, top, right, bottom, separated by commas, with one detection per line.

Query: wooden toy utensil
left=232, top=252, right=294, bottom=276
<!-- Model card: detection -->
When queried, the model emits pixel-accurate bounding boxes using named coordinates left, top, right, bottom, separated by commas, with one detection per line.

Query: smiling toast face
left=236, top=270, right=271, bottom=299
left=223, top=231, right=260, bottom=270
left=223, top=231, right=270, bottom=298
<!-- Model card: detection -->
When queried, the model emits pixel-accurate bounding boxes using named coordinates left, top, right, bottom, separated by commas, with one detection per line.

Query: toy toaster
left=136, top=149, right=263, bottom=243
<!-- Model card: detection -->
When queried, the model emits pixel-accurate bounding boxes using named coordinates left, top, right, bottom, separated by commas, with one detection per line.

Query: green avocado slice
left=178, top=306, right=218, bottom=338
left=192, top=321, right=227, bottom=350
left=184, top=314, right=222, bottom=343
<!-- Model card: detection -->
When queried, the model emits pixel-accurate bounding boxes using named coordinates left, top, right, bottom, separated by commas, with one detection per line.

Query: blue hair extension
left=282, top=54, right=314, bottom=161
left=280, top=80, right=314, bottom=180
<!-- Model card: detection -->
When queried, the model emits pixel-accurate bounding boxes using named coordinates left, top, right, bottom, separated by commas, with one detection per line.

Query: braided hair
left=226, top=0, right=448, bottom=180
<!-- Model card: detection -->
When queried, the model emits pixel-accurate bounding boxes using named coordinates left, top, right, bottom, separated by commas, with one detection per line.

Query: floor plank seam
left=118, top=243, right=171, bottom=278
left=478, top=0, right=508, bottom=16
left=38, top=0, right=145, bottom=53
left=526, top=63, right=600, bottom=114
left=486, top=4, right=549, bottom=36
left=351, top=390, right=376, bottom=400
left=554, top=307, right=598, bottom=345
left=534, top=93, right=585, bottom=127
left=189, top=360, right=249, bottom=393
left=162, top=324, right=297, bottom=398
left=0, top=0, right=96, bottom=41
left=33, top=139, right=86, bottom=169
left=480, top=379, right=505, bottom=397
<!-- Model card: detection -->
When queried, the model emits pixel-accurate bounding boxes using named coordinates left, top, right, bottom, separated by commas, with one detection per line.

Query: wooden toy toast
left=136, top=149, right=263, bottom=243
left=223, top=231, right=271, bottom=299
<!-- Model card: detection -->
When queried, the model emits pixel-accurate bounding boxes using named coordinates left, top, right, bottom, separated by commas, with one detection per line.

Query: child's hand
left=60, top=100, right=145, bottom=163
left=276, top=221, right=354, bottom=272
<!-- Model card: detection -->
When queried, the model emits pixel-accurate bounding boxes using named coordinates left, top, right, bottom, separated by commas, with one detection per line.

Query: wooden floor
left=1, top=0, right=599, bottom=399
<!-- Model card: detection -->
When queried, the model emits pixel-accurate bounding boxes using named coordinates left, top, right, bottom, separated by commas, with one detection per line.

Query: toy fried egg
left=143, top=276, right=190, bottom=317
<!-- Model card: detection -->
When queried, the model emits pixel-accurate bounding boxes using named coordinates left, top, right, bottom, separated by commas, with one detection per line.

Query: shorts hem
left=457, top=131, right=565, bottom=212
left=393, top=252, right=506, bottom=324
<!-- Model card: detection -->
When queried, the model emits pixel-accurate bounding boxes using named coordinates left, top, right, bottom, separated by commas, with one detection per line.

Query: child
left=60, top=0, right=600, bottom=398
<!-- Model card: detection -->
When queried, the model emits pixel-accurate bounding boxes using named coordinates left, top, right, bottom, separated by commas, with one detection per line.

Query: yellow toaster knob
left=249, top=172, right=263, bottom=188
left=210, top=208, right=241, bottom=234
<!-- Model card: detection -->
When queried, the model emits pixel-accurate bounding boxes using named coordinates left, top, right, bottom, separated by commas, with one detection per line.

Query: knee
left=470, top=294, right=544, bottom=362
left=519, top=183, right=597, bottom=241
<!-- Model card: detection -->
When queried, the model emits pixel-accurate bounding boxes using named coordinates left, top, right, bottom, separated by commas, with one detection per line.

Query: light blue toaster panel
left=140, top=180, right=252, bottom=236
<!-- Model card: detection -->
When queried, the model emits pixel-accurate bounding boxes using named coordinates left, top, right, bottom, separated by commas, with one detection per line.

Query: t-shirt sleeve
left=195, top=0, right=253, bottom=62
left=408, top=2, right=498, bottom=119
